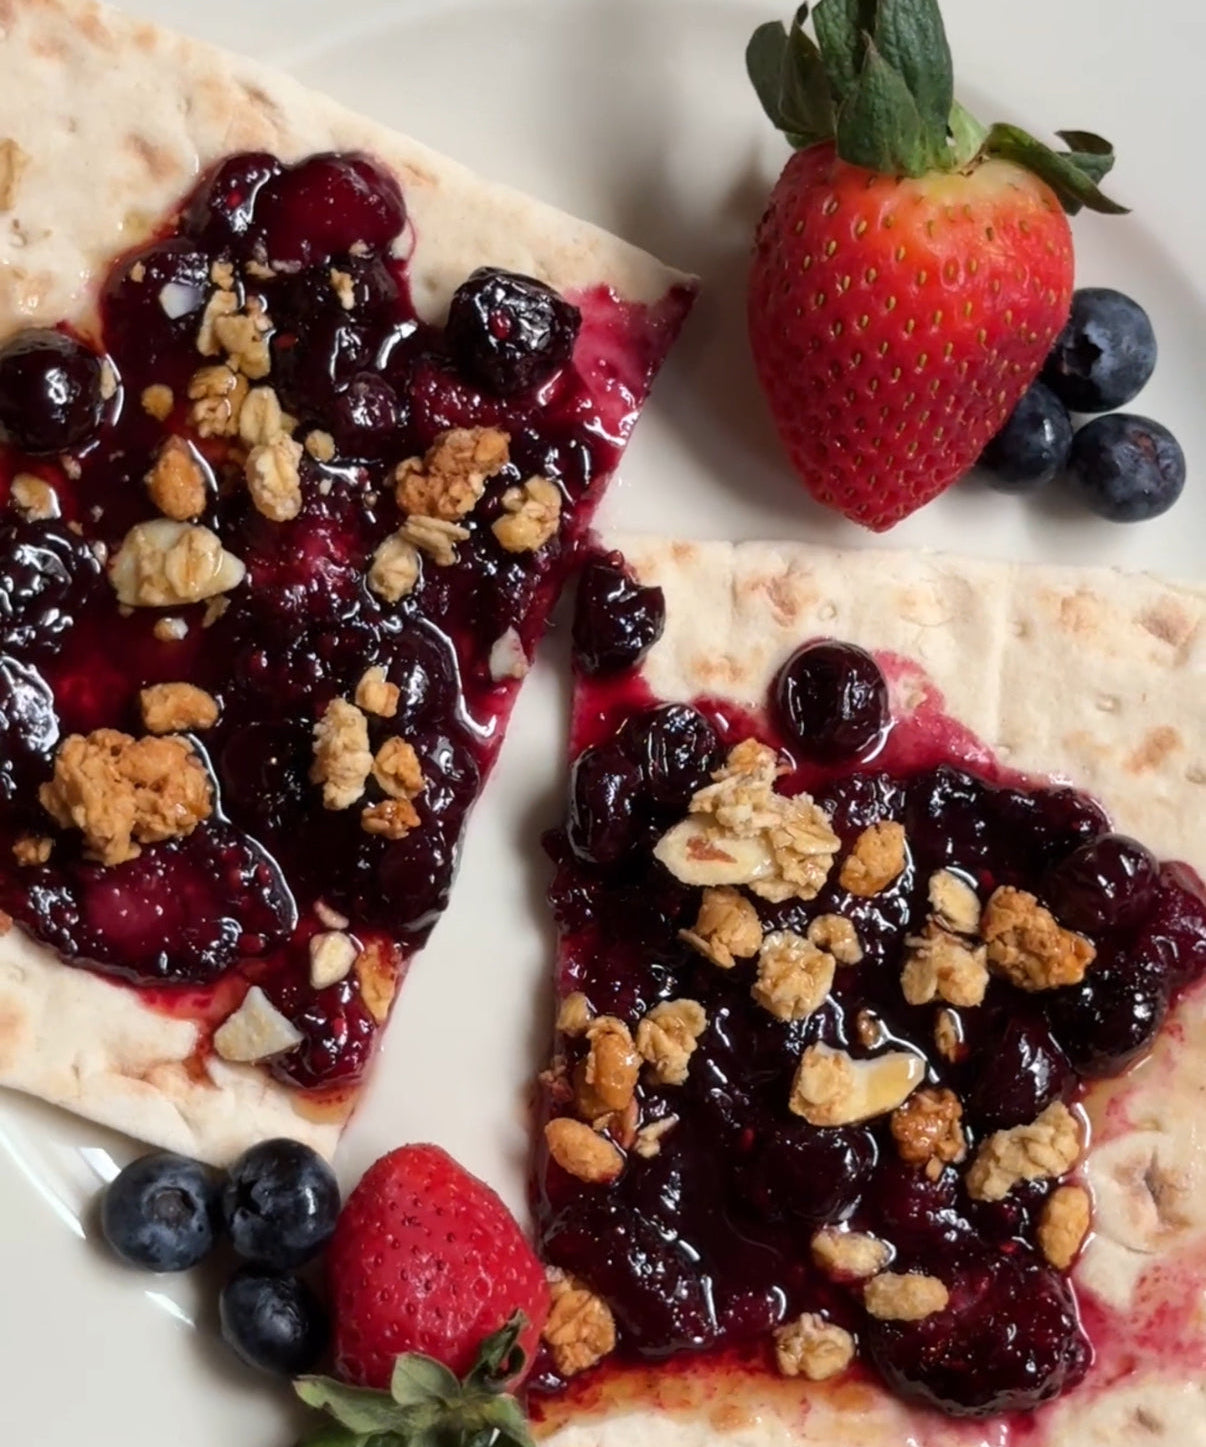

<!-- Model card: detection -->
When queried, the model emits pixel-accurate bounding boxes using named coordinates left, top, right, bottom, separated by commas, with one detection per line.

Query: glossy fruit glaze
left=0, top=151, right=691, bottom=1095
left=532, top=653, right=1206, bottom=1419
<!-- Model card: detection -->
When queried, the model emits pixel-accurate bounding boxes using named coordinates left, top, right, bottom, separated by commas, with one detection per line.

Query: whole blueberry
left=1045, top=833, right=1159, bottom=936
left=222, top=1138, right=341, bottom=1269
left=0, top=330, right=106, bottom=455
left=219, top=1267, right=329, bottom=1376
left=620, top=704, right=721, bottom=807
left=978, top=381, right=1073, bottom=492
left=100, top=1152, right=221, bottom=1272
left=774, top=639, right=889, bottom=763
left=1043, top=288, right=1158, bottom=414
left=572, top=556, right=666, bottom=676
left=1068, top=414, right=1186, bottom=523
left=446, top=266, right=581, bottom=395
left=566, top=741, right=646, bottom=865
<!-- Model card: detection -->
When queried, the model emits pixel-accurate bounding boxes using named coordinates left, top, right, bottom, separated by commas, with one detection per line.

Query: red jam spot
left=0, top=151, right=691, bottom=1090
left=534, top=654, right=1206, bottom=1420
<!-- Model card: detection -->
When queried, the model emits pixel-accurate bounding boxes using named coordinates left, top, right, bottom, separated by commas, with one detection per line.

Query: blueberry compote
left=0, top=150, right=690, bottom=1095
left=534, top=642, right=1206, bottom=1418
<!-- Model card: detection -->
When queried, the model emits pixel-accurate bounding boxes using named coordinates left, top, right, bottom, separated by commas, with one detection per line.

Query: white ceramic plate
left=2, top=0, right=1202, bottom=1441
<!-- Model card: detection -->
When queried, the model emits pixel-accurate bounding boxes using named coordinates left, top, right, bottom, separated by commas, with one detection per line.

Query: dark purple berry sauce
left=532, top=644, right=1206, bottom=1420
left=0, top=150, right=691, bottom=1097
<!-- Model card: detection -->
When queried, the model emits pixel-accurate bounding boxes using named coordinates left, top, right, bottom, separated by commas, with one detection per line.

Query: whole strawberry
left=327, top=1144, right=549, bottom=1388
left=747, top=0, right=1125, bottom=530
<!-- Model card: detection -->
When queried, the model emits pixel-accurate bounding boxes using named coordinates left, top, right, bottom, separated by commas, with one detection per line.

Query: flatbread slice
left=533, top=535, right=1206, bottom=1446
left=0, top=0, right=692, bottom=1164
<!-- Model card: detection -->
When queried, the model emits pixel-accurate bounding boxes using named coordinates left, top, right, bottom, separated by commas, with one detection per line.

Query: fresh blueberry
left=1067, top=414, right=1186, bottom=522
left=978, top=381, right=1073, bottom=492
left=219, top=1266, right=329, bottom=1376
left=572, top=556, right=666, bottom=676
left=0, top=330, right=106, bottom=456
left=100, top=1152, right=221, bottom=1272
left=1043, top=288, right=1158, bottom=414
left=446, top=267, right=581, bottom=395
left=222, top=1138, right=341, bottom=1269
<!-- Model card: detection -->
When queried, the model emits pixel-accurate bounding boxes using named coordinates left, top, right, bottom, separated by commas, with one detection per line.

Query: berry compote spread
left=0, top=150, right=690, bottom=1097
left=533, top=633, right=1206, bottom=1421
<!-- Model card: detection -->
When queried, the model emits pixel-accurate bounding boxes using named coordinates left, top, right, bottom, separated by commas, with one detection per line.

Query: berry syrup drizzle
left=532, top=635, right=1206, bottom=1425
left=0, top=151, right=691, bottom=1097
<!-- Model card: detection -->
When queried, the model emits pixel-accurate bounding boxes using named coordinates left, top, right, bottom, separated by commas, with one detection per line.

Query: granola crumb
left=929, top=869, right=982, bottom=935
left=202, top=596, right=229, bottom=629
left=245, top=436, right=303, bottom=522
left=810, top=1228, right=891, bottom=1281
left=773, top=1313, right=855, bottom=1381
left=576, top=1016, right=640, bottom=1117
left=9, top=473, right=59, bottom=520
left=394, top=427, right=509, bottom=521
left=355, top=666, right=400, bottom=719
left=39, top=730, right=212, bottom=866
left=635, top=999, right=708, bottom=1086
left=210, top=259, right=235, bottom=291
left=310, top=699, right=373, bottom=810
left=864, top=1272, right=949, bottom=1321
left=304, top=430, right=336, bottom=463
left=965, top=1102, right=1083, bottom=1202
left=556, top=992, right=595, bottom=1037
left=329, top=268, right=356, bottom=311
left=890, top=1087, right=967, bottom=1178
left=152, top=616, right=189, bottom=643
left=679, top=885, right=762, bottom=968
left=372, top=737, right=425, bottom=801
left=140, top=383, right=174, bottom=422
left=145, top=436, right=207, bottom=521
left=12, top=834, right=52, bottom=867
left=1038, top=1184, right=1092, bottom=1269
left=109, top=520, right=245, bottom=608
left=982, top=887, right=1096, bottom=991
left=139, top=682, right=219, bottom=735
left=900, top=922, right=989, bottom=1008
left=633, top=1115, right=679, bottom=1159
left=934, top=1008, right=965, bottom=1063
left=545, top=1117, right=624, bottom=1184
left=751, top=930, right=835, bottom=1022
left=492, top=475, right=562, bottom=552
left=360, top=798, right=420, bottom=839
left=839, top=821, right=908, bottom=896
left=400, top=514, right=469, bottom=568
left=807, top=913, right=863, bottom=964
left=543, top=1269, right=616, bottom=1377
left=187, top=363, right=248, bottom=439
left=368, top=532, right=421, bottom=602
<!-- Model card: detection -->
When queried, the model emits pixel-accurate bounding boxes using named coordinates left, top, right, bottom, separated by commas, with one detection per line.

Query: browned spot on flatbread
left=1127, top=726, right=1181, bottom=774
left=128, top=134, right=177, bottom=184
left=293, top=1086, right=355, bottom=1126
left=670, top=541, right=698, bottom=566
left=1139, top=598, right=1197, bottom=651
left=0, top=995, right=30, bottom=1071
left=1133, top=1407, right=1164, bottom=1433
left=239, top=82, right=284, bottom=127
left=1055, top=588, right=1106, bottom=637
left=754, top=571, right=817, bottom=627
left=0, top=909, right=11, bottom=936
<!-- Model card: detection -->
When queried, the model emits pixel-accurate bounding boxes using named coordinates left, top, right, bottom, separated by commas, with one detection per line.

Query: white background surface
left=1, top=1, right=1203, bottom=1442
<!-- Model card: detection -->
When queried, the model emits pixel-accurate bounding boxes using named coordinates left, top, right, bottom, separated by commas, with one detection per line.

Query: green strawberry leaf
left=295, top=1378, right=403, bottom=1433
left=873, top=0, right=953, bottom=160
left=745, top=10, right=835, bottom=151
left=984, top=123, right=1129, bottom=215
left=1055, top=129, right=1117, bottom=185
left=836, top=34, right=930, bottom=177
left=389, top=1354, right=462, bottom=1408
left=296, top=1422, right=381, bottom=1447
left=948, top=98, right=988, bottom=167
left=813, top=0, right=876, bottom=101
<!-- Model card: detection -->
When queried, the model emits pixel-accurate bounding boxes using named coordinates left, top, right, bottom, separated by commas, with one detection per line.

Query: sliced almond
left=212, top=987, right=302, bottom=1064
left=309, top=931, right=358, bottom=990
left=653, top=817, right=775, bottom=888
left=789, top=1044, right=925, bottom=1127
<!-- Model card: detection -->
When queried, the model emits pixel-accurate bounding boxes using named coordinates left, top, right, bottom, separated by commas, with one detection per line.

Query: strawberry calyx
left=748, top=0, right=1126, bottom=214
left=294, top=1313, right=535, bottom=1447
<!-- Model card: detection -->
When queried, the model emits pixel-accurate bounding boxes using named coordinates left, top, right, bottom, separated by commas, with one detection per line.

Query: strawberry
left=746, top=0, right=1125, bottom=530
left=326, top=1144, right=549, bottom=1389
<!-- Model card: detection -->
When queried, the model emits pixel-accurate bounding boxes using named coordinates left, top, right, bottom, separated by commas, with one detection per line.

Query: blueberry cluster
left=978, top=288, right=1185, bottom=522
left=100, top=1138, right=338, bottom=1377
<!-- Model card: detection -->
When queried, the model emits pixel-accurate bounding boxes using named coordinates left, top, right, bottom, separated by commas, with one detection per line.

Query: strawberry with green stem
left=747, top=0, right=1124, bottom=530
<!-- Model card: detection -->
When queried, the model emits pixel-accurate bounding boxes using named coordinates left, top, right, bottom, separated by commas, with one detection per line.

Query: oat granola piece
left=394, top=427, right=509, bottom=521
left=187, top=363, right=249, bottom=439
left=556, top=992, right=595, bottom=1037
left=372, top=737, right=425, bottom=801
left=965, top=1101, right=1083, bottom=1202
left=807, top=913, right=863, bottom=964
left=890, top=1087, right=967, bottom=1178
left=635, top=999, right=708, bottom=1086
left=152, top=616, right=188, bottom=643
left=401, top=514, right=470, bottom=568
left=492, top=476, right=562, bottom=553
left=12, top=835, right=52, bottom=867
left=139, top=682, right=219, bottom=735
left=810, top=1228, right=891, bottom=1281
left=309, top=930, right=359, bottom=990
left=755, top=792, right=842, bottom=903
left=304, top=429, right=336, bottom=463
left=864, top=1272, right=949, bottom=1321
left=40, top=729, right=212, bottom=866
left=543, top=1269, right=616, bottom=1376
left=110, top=520, right=245, bottom=608
left=144, top=436, right=207, bottom=521
left=212, top=304, right=272, bottom=380
left=929, top=869, right=982, bottom=935
left=544, top=1117, right=624, bottom=1184
left=368, top=532, right=421, bottom=602
left=751, top=930, right=836, bottom=1022
left=789, top=1044, right=925, bottom=1127
left=141, top=383, right=174, bottom=422
left=355, top=666, right=400, bottom=719
left=310, top=698, right=373, bottom=811
left=839, top=820, right=908, bottom=896
left=679, top=885, right=762, bottom=968
left=934, top=1008, right=964, bottom=1063
left=196, top=287, right=239, bottom=356
left=575, top=1016, right=640, bottom=1117
left=238, top=385, right=290, bottom=448
left=1038, top=1184, right=1092, bottom=1269
left=981, top=886, right=1096, bottom=991
left=329, top=268, right=356, bottom=311
left=9, top=473, right=58, bottom=521
left=633, top=1115, right=679, bottom=1159
left=361, top=798, right=420, bottom=839
left=900, top=921, right=989, bottom=1008
left=774, top=1313, right=855, bottom=1381
left=245, top=435, right=304, bottom=522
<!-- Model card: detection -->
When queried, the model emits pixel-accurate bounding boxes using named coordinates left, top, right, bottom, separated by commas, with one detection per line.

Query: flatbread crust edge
left=0, top=0, right=691, bottom=1163
left=534, top=534, right=1206, bottom=1447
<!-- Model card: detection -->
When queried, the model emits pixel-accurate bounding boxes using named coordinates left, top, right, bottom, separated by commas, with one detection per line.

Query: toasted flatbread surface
left=0, top=0, right=689, bottom=1163
left=536, top=534, right=1206, bottom=1447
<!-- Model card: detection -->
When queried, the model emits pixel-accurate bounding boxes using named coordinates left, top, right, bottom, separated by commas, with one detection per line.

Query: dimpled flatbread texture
left=0, top=0, right=691, bottom=1164
left=537, top=535, right=1206, bottom=1447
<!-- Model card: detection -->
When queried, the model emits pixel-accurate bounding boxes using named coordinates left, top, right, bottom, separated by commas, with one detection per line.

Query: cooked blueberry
left=219, top=1266, right=329, bottom=1376
left=966, top=1016, right=1073, bottom=1132
left=774, top=640, right=888, bottom=763
left=446, top=267, right=581, bottom=396
left=222, top=1138, right=340, bottom=1269
left=0, top=330, right=105, bottom=456
left=1068, top=414, right=1186, bottom=523
left=867, top=1158, right=966, bottom=1255
left=100, top=1152, right=221, bottom=1272
left=571, top=557, right=665, bottom=676
left=0, top=518, right=104, bottom=658
left=1043, top=288, right=1158, bottom=413
left=978, top=381, right=1073, bottom=492
left=271, top=316, right=377, bottom=420
left=619, top=704, right=721, bottom=807
left=182, top=152, right=284, bottom=248
left=566, top=742, right=646, bottom=866
left=102, top=240, right=215, bottom=380
left=1045, top=833, right=1159, bottom=936
left=0, top=656, right=58, bottom=802
left=1045, top=945, right=1168, bottom=1076
left=269, top=976, right=380, bottom=1089
left=373, top=816, right=460, bottom=938
left=814, top=771, right=909, bottom=839
left=328, top=373, right=402, bottom=456
left=1140, top=863, right=1206, bottom=991
left=253, top=152, right=406, bottom=268
left=742, top=1123, right=877, bottom=1227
